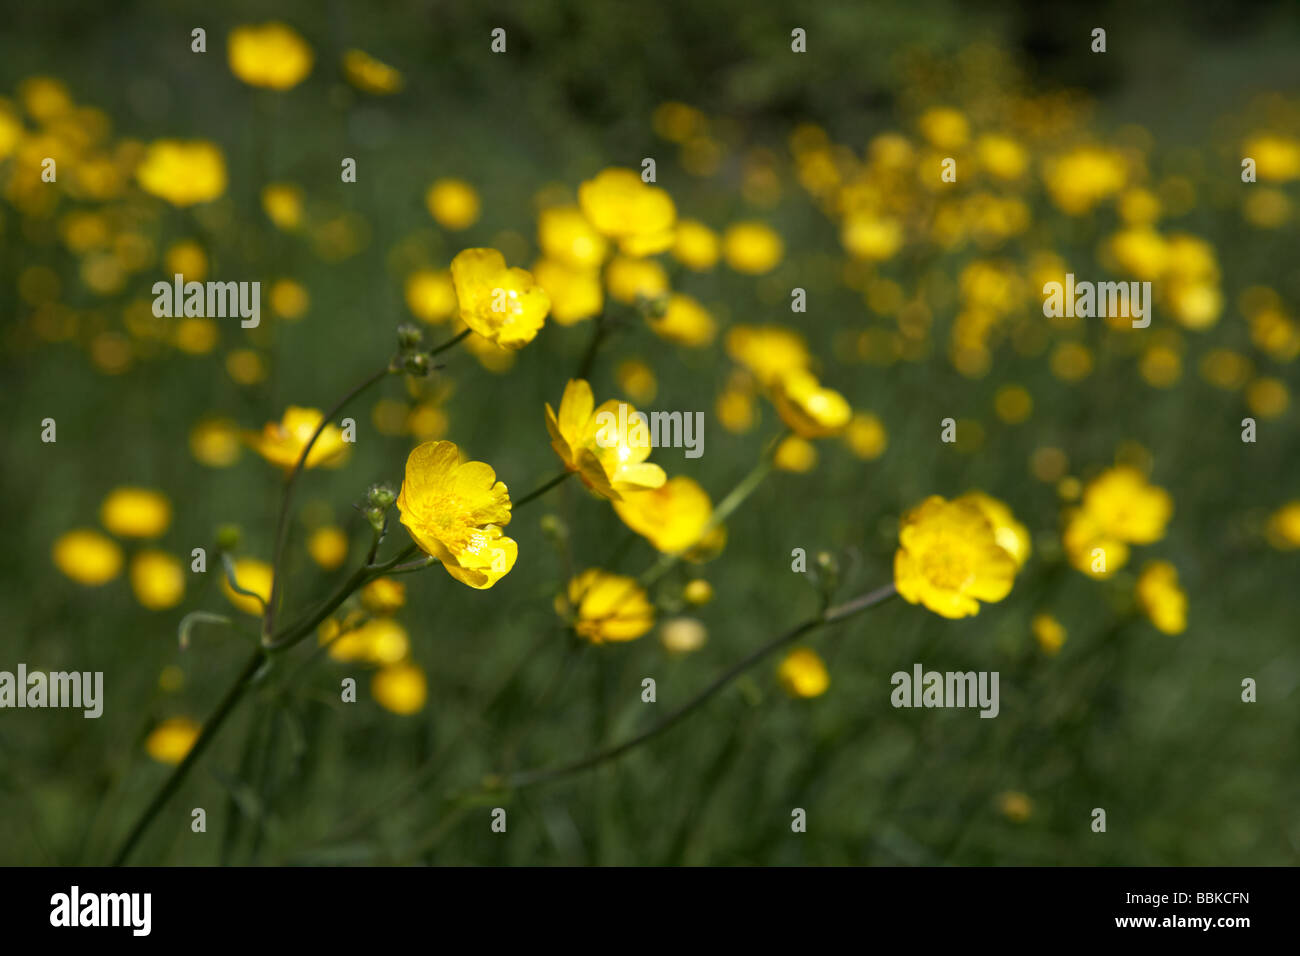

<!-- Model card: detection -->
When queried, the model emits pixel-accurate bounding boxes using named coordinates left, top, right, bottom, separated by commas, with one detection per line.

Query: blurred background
left=2, top=0, right=1298, bottom=865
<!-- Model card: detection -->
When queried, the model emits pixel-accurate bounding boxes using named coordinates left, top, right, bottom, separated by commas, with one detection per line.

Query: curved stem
left=264, top=362, right=395, bottom=637
left=476, top=581, right=898, bottom=793
left=576, top=314, right=608, bottom=380
left=430, top=327, right=472, bottom=356
left=513, top=470, right=572, bottom=508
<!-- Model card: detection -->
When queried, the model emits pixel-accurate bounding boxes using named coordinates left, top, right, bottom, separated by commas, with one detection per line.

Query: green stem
left=513, top=470, right=572, bottom=508
left=430, top=327, right=472, bottom=356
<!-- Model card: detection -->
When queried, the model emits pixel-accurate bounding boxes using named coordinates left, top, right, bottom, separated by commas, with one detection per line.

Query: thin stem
left=264, top=362, right=394, bottom=637
left=513, top=470, right=572, bottom=508
left=430, top=327, right=472, bottom=356
left=110, top=648, right=265, bottom=865
left=576, top=315, right=608, bottom=380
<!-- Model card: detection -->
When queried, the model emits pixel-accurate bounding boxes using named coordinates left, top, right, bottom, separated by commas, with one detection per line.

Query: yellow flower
left=993, top=385, right=1033, bottom=424
left=269, top=279, right=309, bottom=319
left=538, top=205, right=608, bottom=270
left=404, top=268, right=458, bottom=324
left=605, top=254, right=669, bottom=304
left=307, top=526, right=349, bottom=570
left=450, top=248, right=550, bottom=349
left=1032, top=614, right=1067, bottom=655
left=1080, top=465, right=1172, bottom=545
left=361, top=577, right=406, bottom=614
left=342, top=49, right=404, bottom=95
left=613, top=476, right=714, bottom=554
left=261, top=182, right=304, bottom=230
left=725, top=325, right=810, bottom=386
left=189, top=418, right=242, bottom=467
left=1136, top=561, right=1187, bottom=635
left=722, top=221, right=783, bottom=274
left=396, top=440, right=517, bottom=590
left=426, top=178, right=480, bottom=230
left=100, top=486, right=172, bottom=538
left=841, top=214, right=903, bottom=261
left=683, top=579, right=714, bottom=605
left=843, top=412, right=888, bottom=459
left=130, top=550, right=186, bottom=610
left=52, top=529, right=124, bottom=586
left=957, top=491, right=1031, bottom=569
left=221, top=558, right=273, bottom=616
left=771, top=369, right=851, bottom=438
left=1243, top=134, right=1300, bottom=182
left=616, top=359, right=657, bottom=404
left=778, top=648, right=830, bottom=698
left=649, top=293, right=716, bottom=347
left=164, top=239, right=208, bottom=281
left=660, top=617, right=708, bottom=654
left=227, top=22, right=313, bottom=90
left=372, top=662, right=427, bottom=715
left=1062, top=508, right=1129, bottom=579
left=135, top=140, right=226, bottom=206
left=532, top=257, right=603, bottom=325
left=894, top=495, right=1018, bottom=619
left=918, top=107, right=969, bottom=150
left=976, top=134, right=1028, bottom=181
left=146, top=717, right=201, bottom=765
left=1044, top=147, right=1126, bottom=215
left=998, top=791, right=1033, bottom=823
left=671, top=218, right=720, bottom=270
left=1266, top=501, right=1300, bottom=549
left=577, top=167, right=676, bottom=255
left=245, top=406, right=350, bottom=470
left=555, top=568, right=655, bottom=644
left=545, top=379, right=666, bottom=501
left=774, top=435, right=817, bottom=472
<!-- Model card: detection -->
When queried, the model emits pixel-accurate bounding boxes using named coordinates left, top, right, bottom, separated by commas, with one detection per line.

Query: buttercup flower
left=771, top=369, right=851, bottom=438
left=190, top=418, right=243, bottom=467
left=778, top=647, right=830, bottom=698
left=1266, top=501, right=1300, bottom=550
left=726, top=325, right=810, bottom=386
left=1032, top=614, right=1067, bottom=655
left=307, top=526, right=349, bottom=570
left=545, top=379, right=666, bottom=501
left=396, top=440, right=517, bottom=590
left=245, top=406, right=349, bottom=471
left=426, top=178, right=480, bottom=230
left=221, top=558, right=273, bottom=615
left=538, top=205, right=608, bottom=270
left=533, top=258, right=603, bottom=325
left=450, top=248, right=550, bottom=349
left=671, top=218, right=720, bottom=271
left=342, top=49, right=404, bottom=95
left=722, top=221, right=784, bottom=274
left=613, top=476, right=714, bottom=554
left=146, top=717, right=201, bottom=765
left=100, top=486, right=172, bottom=538
left=361, top=577, right=406, bottom=614
left=135, top=140, right=226, bottom=206
left=957, top=491, right=1031, bottom=569
left=660, top=616, right=708, bottom=654
left=1079, top=465, right=1173, bottom=545
left=321, top=615, right=410, bottom=665
left=129, top=550, right=185, bottom=610
left=372, top=662, right=428, bottom=715
left=894, top=495, right=1019, bottom=618
left=555, top=568, right=655, bottom=644
left=577, top=167, right=676, bottom=255
left=227, top=22, right=313, bottom=90
left=1062, top=507, right=1130, bottom=579
left=648, top=293, right=716, bottom=347
left=1136, top=560, right=1187, bottom=635
left=52, top=529, right=123, bottom=586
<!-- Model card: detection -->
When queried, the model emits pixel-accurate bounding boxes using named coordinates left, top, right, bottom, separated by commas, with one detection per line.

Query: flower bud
left=397, top=322, right=424, bottom=349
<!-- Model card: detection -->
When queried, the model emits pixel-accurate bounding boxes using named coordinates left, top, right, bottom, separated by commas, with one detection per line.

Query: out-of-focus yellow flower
left=318, top=612, right=406, bottom=663
left=671, top=218, right=720, bottom=271
left=226, top=349, right=268, bottom=385
left=958, top=491, right=1031, bottom=569
left=1118, top=188, right=1162, bottom=225
left=649, top=293, right=716, bottom=347
left=19, top=76, right=73, bottom=121
left=660, top=616, right=707, bottom=654
left=918, top=107, right=969, bottom=150
left=1050, top=342, right=1093, bottom=382
left=372, top=661, right=427, bottom=715
left=1108, top=228, right=1167, bottom=281
left=998, top=791, right=1033, bottom=822
left=136, top=140, right=226, bottom=206
left=1199, top=348, right=1251, bottom=390
left=726, top=325, right=809, bottom=386
left=556, top=568, right=655, bottom=644
left=976, top=133, right=1028, bottom=181
left=771, top=369, right=851, bottom=438
left=269, top=279, right=309, bottom=320
left=245, top=406, right=349, bottom=470
left=843, top=412, right=888, bottom=459
left=130, top=550, right=185, bottom=610
left=1081, top=465, right=1173, bottom=545
left=842, top=214, right=903, bottom=261
left=616, top=359, right=657, bottom=404
left=408, top=403, right=448, bottom=440
left=717, top=383, right=758, bottom=434
left=1266, top=501, right=1300, bottom=550
left=653, top=101, right=707, bottom=143
left=1063, top=507, right=1129, bottom=579
left=1136, top=560, right=1187, bottom=635
left=577, top=167, right=676, bottom=256
left=683, top=578, right=713, bottom=605
left=221, top=558, right=273, bottom=616
left=1139, top=345, right=1182, bottom=388
left=146, top=716, right=201, bottom=765
left=1044, top=147, right=1126, bottom=215
left=173, top=317, right=219, bottom=355
left=450, top=248, right=549, bottom=349
left=1032, top=614, right=1067, bottom=655
left=1243, top=133, right=1300, bottom=182
left=993, top=384, right=1033, bottom=424
left=894, top=495, right=1018, bottom=619
left=190, top=418, right=242, bottom=467
left=722, top=221, right=783, bottom=274
left=545, top=379, right=665, bottom=500
left=261, top=182, right=304, bottom=230
left=228, top=22, right=313, bottom=90
left=342, top=49, right=404, bottom=94
left=164, top=239, right=208, bottom=281
left=605, top=254, right=669, bottom=304
left=52, top=529, right=124, bottom=586
left=396, top=440, right=517, bottom=590
left=361, top=577, right=406, bottom=614
left=426, top=178, right=480, bottom=230
left=774, top=435, right=817, bottom=472
left=533, top=257, right=603, bottom=325
left=404, top=268, right=457, bottom=324
left=1246, top=377, right=1289, bottom=418
left=778, top=648, right=830, bottom=698
left=307, top=525, right=349, bottom=570
left=613, top=476, right=714, bottom=554
left=537, top=205, right=608, bottom=270
left=100, top=487, right=172, bottom=538
left=1243, top=188, right=1290, bottom=229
